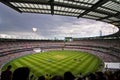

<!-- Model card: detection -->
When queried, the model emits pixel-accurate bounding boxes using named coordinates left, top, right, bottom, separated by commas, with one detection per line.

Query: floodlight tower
left=99, top=30, right=102, bottom=37
left=32, top=27, right=37, bottom=39
left=70, top=30, right=74, bottom=37
left=112, top=25, right=115, bottom=33
left=70, top=30, right=74, bottom=41
left=32, top=27, right=37, bottom=32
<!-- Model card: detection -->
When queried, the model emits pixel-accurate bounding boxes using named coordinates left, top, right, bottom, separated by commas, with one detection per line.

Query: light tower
left=70, top=30, right=73, bottom=37
left=32, top=27, right=37, bottom=32
left=32, top=27, right=37, bottom=39
left=99, top=30, right=102, bottom=37
left=112, top=25, right=115, bottom=33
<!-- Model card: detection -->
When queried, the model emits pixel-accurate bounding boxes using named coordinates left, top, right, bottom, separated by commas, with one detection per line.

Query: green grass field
left=1, top=50, right=103, bottom=77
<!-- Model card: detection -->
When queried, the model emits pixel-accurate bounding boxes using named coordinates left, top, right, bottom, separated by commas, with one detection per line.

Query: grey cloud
left=0, top=3, right=118, bottom=39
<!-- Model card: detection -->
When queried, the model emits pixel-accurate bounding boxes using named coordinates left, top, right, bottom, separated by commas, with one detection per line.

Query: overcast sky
left=0, top=3, right=118, bottom=39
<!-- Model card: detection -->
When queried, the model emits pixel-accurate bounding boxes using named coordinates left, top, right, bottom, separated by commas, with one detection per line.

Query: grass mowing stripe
left=24, top=55, right=64, bottom=75
left=56, top=53, right=91, bottom=75
left=56, top=52, right=87, bottom=66
left=75, top=55, right=94, bottom=74
left=2, top=50, right=103, bottom=77
left=24, top=57, right=55, bottom=71
left=22, top=52, right=90, bottom=75
left=61, top=53, right=86, bottom=71
left=26, top=54, right=73, bottom=74
left=86, top=58, right=99, bottom=72
left=82, top=56, right=97, bottom=75
left=68, top=54, right=89, bottom=67
left=22, top=57, right=52, bottom=75
left=25, top=55, right=71, bottom=76
left=26, top=56, right=59, bottom=68
left=17, top=58, right=44, bottom=76
left=69, top=54, right=93, bottom=75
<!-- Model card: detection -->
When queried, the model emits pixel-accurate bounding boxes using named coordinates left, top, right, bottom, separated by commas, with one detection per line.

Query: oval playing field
left=2, top=50, right=104, bottom=77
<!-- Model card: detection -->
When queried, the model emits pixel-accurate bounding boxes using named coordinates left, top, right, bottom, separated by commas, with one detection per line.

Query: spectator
left=38, top=75, right=45, bottom=80
left=45, top=74, right=49, bottom=80
left=95, top=72, right=106, bottom=80
left=77, top=77, right=82, bottom=80
left=12, top=67, right=30, bottom=80
left=1, top=65, right=12, bottom=80
left=88, top=73, right=96, bottom=80
left=64, top=71, right=75, bottom=80
left=51, top=75, right=63, bottom=80
left=30, top=75, right=35, bottom=80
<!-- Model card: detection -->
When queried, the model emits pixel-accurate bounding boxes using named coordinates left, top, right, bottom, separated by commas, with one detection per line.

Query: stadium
left=0, top=0, right=120, bottom=80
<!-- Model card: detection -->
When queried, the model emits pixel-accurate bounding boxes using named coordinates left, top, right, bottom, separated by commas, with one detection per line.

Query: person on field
left=1, top=65, right=12, bottom=80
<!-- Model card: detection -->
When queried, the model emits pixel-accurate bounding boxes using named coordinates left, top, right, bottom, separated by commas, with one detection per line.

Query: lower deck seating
left=0, top=39, right=120, bottom=69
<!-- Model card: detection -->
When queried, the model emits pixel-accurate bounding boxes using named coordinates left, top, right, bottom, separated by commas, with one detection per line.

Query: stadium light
left=70, top=30, right=74, bottom=37
left=32, top=28, right=37, bottom=32
left=32, top=27, right=37, bottom=39
left=112, top=25, right=115, bottom=33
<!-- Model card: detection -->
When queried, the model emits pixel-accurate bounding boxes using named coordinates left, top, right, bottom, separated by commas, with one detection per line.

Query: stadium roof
left=0, top=0, right=120, bottom=38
